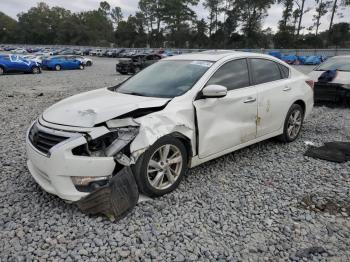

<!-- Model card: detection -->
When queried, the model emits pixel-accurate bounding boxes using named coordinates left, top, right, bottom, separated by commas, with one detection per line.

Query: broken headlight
left=72, top=176, right=110, bottom=186
left=72, top=127, right=139, bottom=157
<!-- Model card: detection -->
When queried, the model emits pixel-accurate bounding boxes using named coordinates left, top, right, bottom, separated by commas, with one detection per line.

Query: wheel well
left=170, top=132, right=193, bottom=165
left=293, top=100, right=306, bottom=114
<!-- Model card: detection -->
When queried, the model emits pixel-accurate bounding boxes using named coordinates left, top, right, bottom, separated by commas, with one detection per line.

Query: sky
left=1, top=0, right=349, bottom=33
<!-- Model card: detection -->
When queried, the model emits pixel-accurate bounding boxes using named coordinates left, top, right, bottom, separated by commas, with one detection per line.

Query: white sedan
left=12, top=48, right=27, bottom=54
left=69, top=55, right=93, bottom=66
left=26, top=51, right=313, bottom=202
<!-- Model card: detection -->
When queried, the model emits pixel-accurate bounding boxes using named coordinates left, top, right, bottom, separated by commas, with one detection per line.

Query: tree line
left=0, top=0, right=349, bottom=48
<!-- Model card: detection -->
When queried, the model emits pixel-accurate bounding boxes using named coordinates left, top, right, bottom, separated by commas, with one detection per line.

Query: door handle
left=243, top=97, right=256, bottom=103
left=283, top=86, right=292, bottom=91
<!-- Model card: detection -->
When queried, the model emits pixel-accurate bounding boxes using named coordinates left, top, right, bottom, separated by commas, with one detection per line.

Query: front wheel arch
left=132, top=135, right=188, bottom=197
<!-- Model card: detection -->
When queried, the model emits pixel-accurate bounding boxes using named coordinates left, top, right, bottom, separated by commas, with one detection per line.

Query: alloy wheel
left=287, top=109, right=302, bottom=139
left=32, top=67, right=40, bottom=74
left=147, top=144, right=183, bottom=190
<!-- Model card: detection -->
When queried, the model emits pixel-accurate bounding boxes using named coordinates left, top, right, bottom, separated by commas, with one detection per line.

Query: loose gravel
left=0, top=58, right=350, bottom=261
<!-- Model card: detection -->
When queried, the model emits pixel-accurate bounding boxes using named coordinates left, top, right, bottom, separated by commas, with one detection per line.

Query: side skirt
left=189, top=129, right=283, bottom=168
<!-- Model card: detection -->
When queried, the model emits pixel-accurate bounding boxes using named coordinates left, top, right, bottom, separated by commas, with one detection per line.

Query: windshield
left=316, top=57, right=350, bottom=71
left=117, top=60, right=213, bottom=98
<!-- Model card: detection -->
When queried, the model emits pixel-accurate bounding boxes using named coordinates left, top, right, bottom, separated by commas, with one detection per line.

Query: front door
left=194, top=59, right=258, bottom=159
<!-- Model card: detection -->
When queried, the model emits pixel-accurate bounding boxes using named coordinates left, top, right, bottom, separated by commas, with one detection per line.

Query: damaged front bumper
left=314, top=82, right=350, bottom=104
left=76, top=167, right=139, bottom=219
left=26, top=120, right=139, bottom=202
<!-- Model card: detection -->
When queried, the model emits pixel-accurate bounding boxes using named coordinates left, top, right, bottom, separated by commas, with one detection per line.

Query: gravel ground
left=0, top=58, right=349, bottom=261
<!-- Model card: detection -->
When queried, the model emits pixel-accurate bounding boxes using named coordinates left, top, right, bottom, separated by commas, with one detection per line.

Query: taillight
left=305, top=80, right=314, bottom=90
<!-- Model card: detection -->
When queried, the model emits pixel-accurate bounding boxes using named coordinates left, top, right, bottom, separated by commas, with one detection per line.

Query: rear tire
left=132, top=136, right=188, bottom=197
left=0, top=66, right=4, bottom=75
left=278, top=104, right=304, bottom=143
left=55, top=64, right=61, bottom=71
left=79, top=64, right=85, bottom=70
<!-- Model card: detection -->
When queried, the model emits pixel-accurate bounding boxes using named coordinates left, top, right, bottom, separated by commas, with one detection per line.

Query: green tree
left=203, top=0, right=224, bottom=37
left=160, top=0, right=199, bottom=46
left=329, top=22, right=350, bottom=47
left=110, top=6, right=123, bottom=28
left=312, top=0, right=331, bottom=36
left=293, top=0, right=311, bottom=36
left=98, top=1, right=111, bottom=16
left=17, top=2, right=54, bottom=44
left=278, top=0, right=294, bottom=28
left=0, top=12, right=18, bottom=43
left=235, top=0, right=275, bottom=47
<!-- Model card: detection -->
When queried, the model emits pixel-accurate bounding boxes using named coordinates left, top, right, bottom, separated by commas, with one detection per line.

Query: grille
left=29, top=123, right=68, bottom=155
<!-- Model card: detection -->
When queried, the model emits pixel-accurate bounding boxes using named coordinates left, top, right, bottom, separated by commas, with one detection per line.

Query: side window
left=206, top=59, right=250, bottom=91
left=279, top=64, right=290, bottom=79
left=250, top=59, right=282, bottom=85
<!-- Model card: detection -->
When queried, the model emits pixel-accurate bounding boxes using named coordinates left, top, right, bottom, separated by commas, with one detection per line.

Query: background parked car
left=12, top=48, right=27, bottom=54
left=81, top=48, right=93, bottom=56
left=41, top=56, right=84, bottom=71
left=68, top=55, right=93, bottom=66
left=90, top=49, right=103, bottom=56
left=0, top=54, right=41, bottom=75
left=116, top=53, right=162, bottom=75
left=304, top=56, right=322, bottom=65
left=309, top=55, right=350, bottom=105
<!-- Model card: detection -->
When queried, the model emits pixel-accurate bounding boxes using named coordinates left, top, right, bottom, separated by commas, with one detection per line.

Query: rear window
left=279, top=64, right=290, bottom=78
left=250, top=58, right=282, bottom=85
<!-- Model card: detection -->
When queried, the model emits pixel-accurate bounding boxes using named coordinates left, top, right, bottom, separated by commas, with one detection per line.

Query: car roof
left=164, top=50, right=271, bottom=62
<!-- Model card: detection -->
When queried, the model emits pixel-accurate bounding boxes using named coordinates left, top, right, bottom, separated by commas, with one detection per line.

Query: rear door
left=194, top=59, right=258, bottom=159
left=249, top=58, right=293, bottom=137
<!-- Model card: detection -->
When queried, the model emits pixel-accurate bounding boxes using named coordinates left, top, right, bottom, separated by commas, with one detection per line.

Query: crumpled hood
left=309, top=70, right=350, bottom=85
left=43, top=88, right=170, bottom=127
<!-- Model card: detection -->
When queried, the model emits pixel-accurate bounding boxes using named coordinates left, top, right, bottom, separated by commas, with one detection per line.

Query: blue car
left=304, top=56, right=322, bottom=65
left=0, top=55, right=41, bottom=75
left=268, top=51, right=282, bottom=60
left=281, top=55, right=298, bottom=64
left=41, top=56, right=84, bottom=71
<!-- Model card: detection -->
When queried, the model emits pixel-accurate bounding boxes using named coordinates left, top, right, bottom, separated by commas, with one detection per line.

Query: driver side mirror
left=201, top=85, right=227, bottom=98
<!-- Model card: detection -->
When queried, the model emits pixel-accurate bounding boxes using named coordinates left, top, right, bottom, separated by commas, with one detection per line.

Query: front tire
left=55, top=64, right=61, bottom=71
left=0, top=66, right=4, bottom=75
left=31, top=66, right=41, bottom=74
left=279, top=104, right=304, bottom=143
left=86, top=61, right=92, bottom=66
left=133, top=136, right=188, bottom=197
left=79, top=64, right=85, bottom=70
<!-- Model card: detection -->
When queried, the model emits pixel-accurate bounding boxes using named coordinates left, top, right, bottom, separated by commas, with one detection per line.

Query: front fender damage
left=130, top=111, right=195, bottom=160
left=76, top=107, right=194, bottom=221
